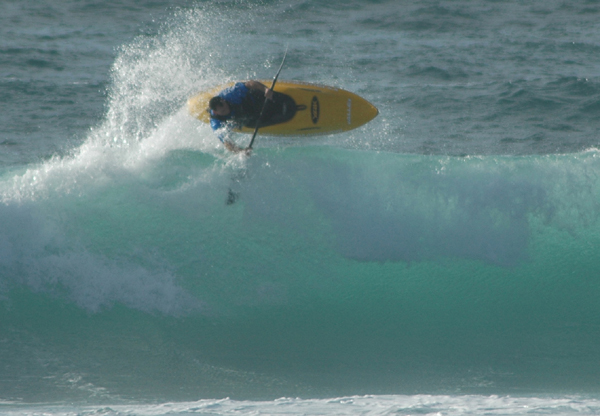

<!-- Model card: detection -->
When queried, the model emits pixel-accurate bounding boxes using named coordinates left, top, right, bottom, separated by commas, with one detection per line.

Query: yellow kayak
left=187, top=80, right=378, bottom=136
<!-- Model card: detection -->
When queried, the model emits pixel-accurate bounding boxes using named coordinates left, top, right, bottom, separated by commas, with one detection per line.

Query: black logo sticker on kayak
left=311, top=96, right=320, bottom=124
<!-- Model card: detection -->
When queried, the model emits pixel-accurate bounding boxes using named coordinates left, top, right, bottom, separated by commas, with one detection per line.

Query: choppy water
left=1, top=0, right=600, bottom=414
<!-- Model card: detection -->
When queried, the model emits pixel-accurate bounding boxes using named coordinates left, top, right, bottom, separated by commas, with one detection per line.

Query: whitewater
left=1, top=1, right=600, bottom=415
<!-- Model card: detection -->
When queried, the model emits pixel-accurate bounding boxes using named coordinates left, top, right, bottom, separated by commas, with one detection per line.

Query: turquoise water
left=2, top=147, right=600, bottom=402
left=1, top=0, right=600, bottom=413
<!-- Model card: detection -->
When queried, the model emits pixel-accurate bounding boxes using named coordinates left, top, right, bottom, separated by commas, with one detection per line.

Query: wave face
left=1, top=0, right=600, bottom=406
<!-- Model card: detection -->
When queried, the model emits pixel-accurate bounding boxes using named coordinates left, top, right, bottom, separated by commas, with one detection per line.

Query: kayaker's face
left=213, top=102, right=230, bottom=116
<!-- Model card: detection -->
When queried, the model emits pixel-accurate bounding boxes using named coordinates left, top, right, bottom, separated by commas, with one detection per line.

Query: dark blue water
left=1, top=1, right=600, bottom=414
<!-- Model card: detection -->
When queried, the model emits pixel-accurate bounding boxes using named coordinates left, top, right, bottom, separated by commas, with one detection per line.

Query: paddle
left=246, top=49, right=288, bottom=150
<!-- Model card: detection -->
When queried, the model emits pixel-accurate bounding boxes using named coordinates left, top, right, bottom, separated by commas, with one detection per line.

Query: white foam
left=0, top=202, right=201, bottom=315
left=4, top=395, right=600, bottom=416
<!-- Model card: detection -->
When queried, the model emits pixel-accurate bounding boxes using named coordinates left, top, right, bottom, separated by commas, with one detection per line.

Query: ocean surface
left=2, top=0, right=600, bottom=414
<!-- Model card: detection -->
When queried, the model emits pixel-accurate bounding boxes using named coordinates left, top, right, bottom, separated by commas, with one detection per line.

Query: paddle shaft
left=247, top=50, right=288, bottom=150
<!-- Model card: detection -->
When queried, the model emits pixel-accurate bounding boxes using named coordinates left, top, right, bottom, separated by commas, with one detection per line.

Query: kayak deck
left=187, top=80, right=378, bottom=136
